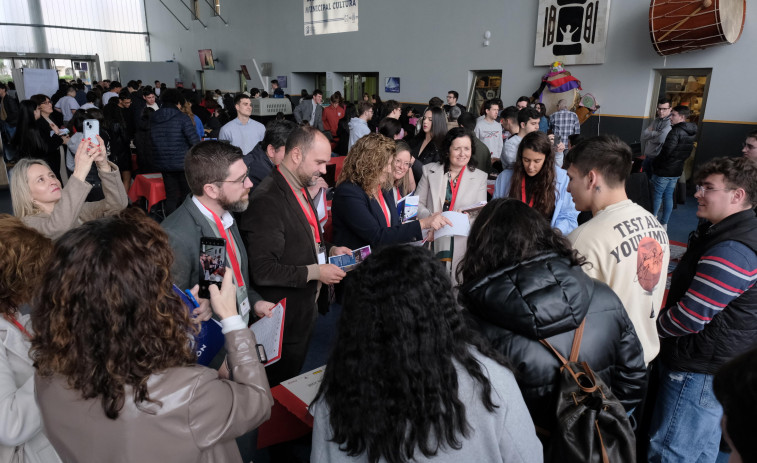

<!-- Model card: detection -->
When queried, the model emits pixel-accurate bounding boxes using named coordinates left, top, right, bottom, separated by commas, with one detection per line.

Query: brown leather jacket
left=35, top=329, right=273, bottom=463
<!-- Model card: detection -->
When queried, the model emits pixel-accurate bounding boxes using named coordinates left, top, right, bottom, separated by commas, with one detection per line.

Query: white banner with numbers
left=304, top=0, right=358, bottom=36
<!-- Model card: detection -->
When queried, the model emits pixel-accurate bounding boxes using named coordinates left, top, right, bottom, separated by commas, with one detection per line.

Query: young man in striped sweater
left=649, top=156, right=757, bottom=462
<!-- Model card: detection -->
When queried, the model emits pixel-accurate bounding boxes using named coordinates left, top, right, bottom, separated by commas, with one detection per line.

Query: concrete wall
left=145, top=0, right=756, bottom=124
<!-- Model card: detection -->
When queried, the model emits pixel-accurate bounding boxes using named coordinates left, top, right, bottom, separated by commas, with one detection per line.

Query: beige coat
left=0, top=314, right=61, bottom=463
left=21, top=162, right=128, bottom=240
left=35, top=329, right=273, bottom=463
left=416, top=163, right=488, bottom=286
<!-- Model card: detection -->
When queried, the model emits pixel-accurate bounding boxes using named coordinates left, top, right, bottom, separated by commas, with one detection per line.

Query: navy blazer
left=331, top=181, right=423, bottom=250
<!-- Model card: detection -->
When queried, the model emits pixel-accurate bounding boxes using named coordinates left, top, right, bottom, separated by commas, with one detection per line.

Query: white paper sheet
left=434, top=211, right=471, bottom=239
left=281, top=366, right=326, bottom=415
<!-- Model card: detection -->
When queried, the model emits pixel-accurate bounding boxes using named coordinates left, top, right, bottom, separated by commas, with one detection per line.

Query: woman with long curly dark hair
left=311, top=245, right=542, bottom=462
left=492, top=130, right=578, bottom=234
left=0, top=215, right=61, bottom=462
left=458, top=199, right=646, bottom=442
left=31, top=208, right=273, bottom=463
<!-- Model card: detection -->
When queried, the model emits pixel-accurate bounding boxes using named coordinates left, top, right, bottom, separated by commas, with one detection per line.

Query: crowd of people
left=1, top=77, right=756, bottom=463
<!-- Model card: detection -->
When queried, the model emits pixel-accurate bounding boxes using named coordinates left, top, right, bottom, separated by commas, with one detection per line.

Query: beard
left=218, top=190, right=249, bottom=213
left=296, top=166, right=319, bottom=187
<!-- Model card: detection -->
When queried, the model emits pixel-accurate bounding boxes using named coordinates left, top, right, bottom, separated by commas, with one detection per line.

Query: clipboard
left=250, top=299, right=286, bottom=366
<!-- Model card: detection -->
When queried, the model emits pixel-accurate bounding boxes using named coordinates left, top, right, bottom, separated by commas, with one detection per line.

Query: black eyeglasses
left=217, top=169, right=250, bottom=185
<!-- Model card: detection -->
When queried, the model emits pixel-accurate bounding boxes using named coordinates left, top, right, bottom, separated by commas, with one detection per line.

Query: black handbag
left=539, top=320, right=636, bottom=463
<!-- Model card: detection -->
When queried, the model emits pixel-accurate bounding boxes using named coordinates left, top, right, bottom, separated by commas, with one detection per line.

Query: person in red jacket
left=322, top=93, right=344, bottom=151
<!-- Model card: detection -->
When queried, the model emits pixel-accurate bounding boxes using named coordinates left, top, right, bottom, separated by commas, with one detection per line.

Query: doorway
left=650, top=68, right=711, bottom=127
left=649, top=68, right=712, bottom=179
left=342, top=72, right=378, bottom=105
left=467, top=70, right=502, bottom=116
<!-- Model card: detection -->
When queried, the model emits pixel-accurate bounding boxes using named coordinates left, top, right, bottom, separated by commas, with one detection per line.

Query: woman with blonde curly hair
left=331, top=133, right=450, bottom=250
left=0, top=215, right=61, bottom=463
left=31, top=208, right=273, bottom=463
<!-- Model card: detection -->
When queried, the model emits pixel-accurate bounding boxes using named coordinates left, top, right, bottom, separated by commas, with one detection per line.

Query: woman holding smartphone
left=11, top=136, right=128, bottom=240
left=492, top=131, right=578, bottom=235
left=31, top=209, right=273, bottom=463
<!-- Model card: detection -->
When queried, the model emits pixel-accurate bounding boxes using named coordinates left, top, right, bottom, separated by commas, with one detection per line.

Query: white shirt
left=102, top=91, right=118, bottom=105
left=192, top=196, right=234, bottom=230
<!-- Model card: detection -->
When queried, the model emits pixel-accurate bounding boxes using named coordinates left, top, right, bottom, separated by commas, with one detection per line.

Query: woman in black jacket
left=409, top=106, right=446, bottom=185
left=458, top=198, right=647, bottom=432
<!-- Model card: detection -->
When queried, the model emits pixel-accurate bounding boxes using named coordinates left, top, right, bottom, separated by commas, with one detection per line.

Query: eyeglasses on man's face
left=695, top=185, right=733, bottom=196
left=218, top=169, right=250, bottom=185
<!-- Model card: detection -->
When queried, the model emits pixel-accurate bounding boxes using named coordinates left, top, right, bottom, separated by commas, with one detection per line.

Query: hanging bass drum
left=649, top=0, right=745, bottom=56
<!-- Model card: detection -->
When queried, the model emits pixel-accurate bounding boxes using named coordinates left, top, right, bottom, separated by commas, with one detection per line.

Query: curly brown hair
left=31, top=208, right=196, bottom=419
left=0, top=214, right=52, bottom=315
left=337, top=133, right=395, bottom=198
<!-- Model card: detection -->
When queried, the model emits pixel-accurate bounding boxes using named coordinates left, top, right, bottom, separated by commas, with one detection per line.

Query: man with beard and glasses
left=240, top=126, right=351, bottom=386
left=162, top=141, right=275, bottom=376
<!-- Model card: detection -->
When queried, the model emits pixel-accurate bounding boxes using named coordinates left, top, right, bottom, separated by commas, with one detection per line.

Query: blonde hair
left=10, top=158, right=50, bottom=218
left=181, top=100, right=196, bottom=127
left=393, top=142, right=413, bottom=195
left=337, top=133, right=394, bottom=197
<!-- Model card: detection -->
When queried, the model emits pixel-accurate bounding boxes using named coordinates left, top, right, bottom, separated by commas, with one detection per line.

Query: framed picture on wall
left=534, top=0, right=611, bottom=65
left=385, top=77, right=400, bottom=93
left=198, top=49, right=215, bottom=70
left=277, top=75, right=288, bottom=89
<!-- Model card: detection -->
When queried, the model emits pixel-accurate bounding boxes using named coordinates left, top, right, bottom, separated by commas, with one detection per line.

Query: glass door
left=655, top=69, right=711, bottom=126
left=467, top=70, right=502, bottom=116
left=341, top=73, right=379, bottom=105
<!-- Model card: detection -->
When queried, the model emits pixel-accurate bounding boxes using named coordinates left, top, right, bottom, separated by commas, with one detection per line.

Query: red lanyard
left=396, top=187, right=401, bottom=201
left=377, top=188, right=391, bottom=227
left=4, top=314, right=31, bottom=339
left=200, top=204, right=245, bottom=288
left=521, top=177, right=534, bottom=207
left=278, top=166, right=321, bottom=243
left=449, top=168, right=465, bottom=211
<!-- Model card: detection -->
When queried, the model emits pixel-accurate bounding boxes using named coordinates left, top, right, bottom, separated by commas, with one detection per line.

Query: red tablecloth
left=257, top=384, right=315, bottom=448
left=128, top=173, right=166, bottom=211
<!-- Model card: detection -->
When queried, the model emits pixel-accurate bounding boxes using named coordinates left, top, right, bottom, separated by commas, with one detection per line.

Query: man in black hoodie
left=650, top=105, right=697, bottom=229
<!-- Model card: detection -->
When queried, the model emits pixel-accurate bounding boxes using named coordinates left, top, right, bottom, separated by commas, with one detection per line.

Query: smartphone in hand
left=199, top=237, right=226, bottom=298
left=83, top=119, right=100, bottom=145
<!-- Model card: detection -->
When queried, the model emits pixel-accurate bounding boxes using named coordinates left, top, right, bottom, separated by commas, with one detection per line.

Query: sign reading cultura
left=304, top=0, right=358, bottom=36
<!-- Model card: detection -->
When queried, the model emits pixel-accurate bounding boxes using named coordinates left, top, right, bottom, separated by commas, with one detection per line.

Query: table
left=257, top=366, right=324, bottom=448
left=128, top=173, right=167, bottom=212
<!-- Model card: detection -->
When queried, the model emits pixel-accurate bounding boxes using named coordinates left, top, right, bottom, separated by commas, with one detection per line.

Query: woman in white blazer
left=416, top=127, right=488, bottom=287
left=0, top=215, right=61, bottom=463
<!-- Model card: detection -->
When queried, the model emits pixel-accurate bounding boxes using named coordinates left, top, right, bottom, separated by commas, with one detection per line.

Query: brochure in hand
left=173, top=285, right=224, bottom=366
left=396, top=194, right=419, bottom=223
left=329, top=245, right=372, bottom=271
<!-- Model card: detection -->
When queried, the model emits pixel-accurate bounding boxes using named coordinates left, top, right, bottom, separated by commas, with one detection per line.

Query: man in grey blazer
left=293, top=89, right=325, bottom=131
left=162, top=141, right=275, bottom=373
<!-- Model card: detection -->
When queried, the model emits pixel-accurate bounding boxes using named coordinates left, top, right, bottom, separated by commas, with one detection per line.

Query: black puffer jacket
left=461, top=253, right=647, bottom=429
left=652, top=121, right=697, bottom=177
left=150, top=106, right=200, bottom=172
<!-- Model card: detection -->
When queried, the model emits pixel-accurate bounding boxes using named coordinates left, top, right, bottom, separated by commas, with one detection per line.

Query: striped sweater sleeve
left=658, top=240, right=757, bottom=338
